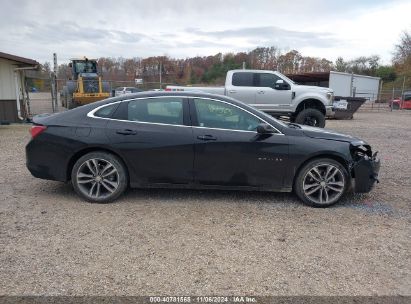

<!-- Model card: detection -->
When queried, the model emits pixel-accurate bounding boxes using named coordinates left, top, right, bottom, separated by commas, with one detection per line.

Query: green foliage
left=376, top=66, right=397, bottom=82
left=334, top=57, right=348, bottom=72
left=201, top=56, right=242, bottom=84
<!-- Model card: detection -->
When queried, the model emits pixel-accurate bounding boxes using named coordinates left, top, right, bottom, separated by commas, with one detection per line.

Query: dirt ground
left=0, top=111, right=410, bottom=296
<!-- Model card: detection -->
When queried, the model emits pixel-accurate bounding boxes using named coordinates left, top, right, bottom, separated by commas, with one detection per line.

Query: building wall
left=0, top=58, right=22, bottom=122
left=0, top=58, right=18, bottom=100
left=0, top=100, right=18, bottom=122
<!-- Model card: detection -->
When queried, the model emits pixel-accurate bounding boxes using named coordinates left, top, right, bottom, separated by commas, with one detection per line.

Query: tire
left=102, top=81, right=110, bottom=93
left=294, top=158, right=348, bottom=207
left=67, top=97, right=77, bottom=109
left=61, top=86, right=67, bottom=107
left=295, top=108, right=326, bottom=128
left=71, top=152, right=128, bottom=203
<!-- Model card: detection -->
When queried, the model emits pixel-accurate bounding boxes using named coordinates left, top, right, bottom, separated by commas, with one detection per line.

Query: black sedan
left=26, top=92, right=380, bottom=207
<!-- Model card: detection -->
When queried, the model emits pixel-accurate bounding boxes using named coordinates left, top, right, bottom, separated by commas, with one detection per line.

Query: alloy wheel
left=302, top=163, right=345, bottom=205
left=76, top=158, right=119, bottom=199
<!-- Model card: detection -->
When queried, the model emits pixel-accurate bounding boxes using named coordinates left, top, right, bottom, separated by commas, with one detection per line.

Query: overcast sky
left=1, top=0, right=410, bottom=64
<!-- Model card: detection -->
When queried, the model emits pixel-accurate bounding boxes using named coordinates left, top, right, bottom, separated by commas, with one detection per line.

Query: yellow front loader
left=61, top=57, right=110, bottom=109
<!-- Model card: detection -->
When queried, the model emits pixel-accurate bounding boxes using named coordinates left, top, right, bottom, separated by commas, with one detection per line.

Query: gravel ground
left=28, top=92, right=66, bottom=116
left=0, top=112, right=410, bottom=296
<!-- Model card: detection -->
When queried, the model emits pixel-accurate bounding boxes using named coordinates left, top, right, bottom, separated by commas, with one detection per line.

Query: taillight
left=30, top=125, right=47, bottom=138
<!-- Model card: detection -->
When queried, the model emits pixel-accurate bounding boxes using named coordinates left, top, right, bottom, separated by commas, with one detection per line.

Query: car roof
left=104, top=91, right=273, bottom=121
left=101, top=91, right=247, bottom=107
left=34, top=91, right=285, bottom=133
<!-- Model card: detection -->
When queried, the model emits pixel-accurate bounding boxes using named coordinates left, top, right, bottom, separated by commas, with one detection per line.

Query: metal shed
left=0, top=52, right=39, bottom=122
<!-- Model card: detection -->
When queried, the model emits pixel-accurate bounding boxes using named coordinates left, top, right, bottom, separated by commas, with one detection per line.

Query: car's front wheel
left=294, top=158, right=348, bottom=207
left=71, top=152, right=128, bottom=203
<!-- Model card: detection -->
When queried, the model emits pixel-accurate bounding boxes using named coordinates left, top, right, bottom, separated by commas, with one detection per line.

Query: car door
left=190, top=97, right=289, bottom=189
left=254, top=73, right=293, bottom=110
left=226, top=72, right=256, bottom=105
left=104, top=96, right=194, bottom=185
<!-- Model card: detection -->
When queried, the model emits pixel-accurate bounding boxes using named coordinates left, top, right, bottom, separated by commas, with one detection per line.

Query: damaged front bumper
left=349, top=143, right=380, bottom=193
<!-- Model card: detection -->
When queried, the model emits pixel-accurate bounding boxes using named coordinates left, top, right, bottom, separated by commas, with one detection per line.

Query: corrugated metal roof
left=286, top=71, right=330, bottom=82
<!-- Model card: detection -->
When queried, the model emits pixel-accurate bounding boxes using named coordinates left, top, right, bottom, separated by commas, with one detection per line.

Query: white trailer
left=329, top=71, right=380, bottom=102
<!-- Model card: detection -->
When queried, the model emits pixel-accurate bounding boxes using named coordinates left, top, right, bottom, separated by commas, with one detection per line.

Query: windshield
left=256, top=110, right=289, bottom=128
left=74, top=61, right=97, bottom=74
left=279, top=73, right=295, bottom=85
left=404, top=94, right=411, bottom=101
left=231, top=97, right=289, bottom=128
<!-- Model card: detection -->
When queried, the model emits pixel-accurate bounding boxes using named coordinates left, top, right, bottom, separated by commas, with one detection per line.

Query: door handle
left=116, top=129, right=137, bottom=135
left=258, top=90, right=265, bottom=94
left=197, top=135, right=217, bottom=141
left=228, top=90, right=237, bottom=94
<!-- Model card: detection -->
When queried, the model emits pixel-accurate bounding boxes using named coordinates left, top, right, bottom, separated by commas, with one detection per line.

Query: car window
left=257, top=73, right=282, bottom=88
left=232, top=72, right=254, bottom=87
left=194, top=98, right=262, bottom=131
left=94, top=103, right=118, bottom=118
left=127, top=97, right=184, bottom=125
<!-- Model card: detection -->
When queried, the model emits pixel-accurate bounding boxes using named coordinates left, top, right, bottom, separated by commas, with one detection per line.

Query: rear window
left=127, top=97, right=184, bottom=125
left=94, top=103, right=118, bottom=118
left=232, top=72, right=254, bottom=87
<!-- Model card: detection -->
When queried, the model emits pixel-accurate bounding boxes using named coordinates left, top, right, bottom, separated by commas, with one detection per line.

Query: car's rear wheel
left=71, top=152, right=128, bottom=203
left=294, top=158, right=348, bottom=207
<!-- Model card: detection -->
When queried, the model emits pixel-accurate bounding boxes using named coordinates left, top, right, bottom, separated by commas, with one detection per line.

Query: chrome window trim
left=87, top=96, right=188, bottom=127
left=87, top=95, right=283, bottom=135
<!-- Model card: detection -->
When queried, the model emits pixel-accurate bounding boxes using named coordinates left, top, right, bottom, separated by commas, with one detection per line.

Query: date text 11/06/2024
left=149, top=296, right=257, bottom=303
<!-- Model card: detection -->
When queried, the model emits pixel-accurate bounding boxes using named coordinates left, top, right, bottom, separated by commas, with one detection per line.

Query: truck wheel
left=62, top=86, right=69, bottom=108
left=102, top=81, right=110, bottom=93
left=67, top=97, right=77, bottom=110
left=295, top=109, right=326, bottom=128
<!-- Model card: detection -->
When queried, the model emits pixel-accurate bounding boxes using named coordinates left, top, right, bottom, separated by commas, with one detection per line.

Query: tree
left=393, top=31, right=411, bottom=65
left=334, top=57, right=348, bottom=72
left=376, top=66, right=396, bottom=82
left=341, top=55, right=381, bottom=76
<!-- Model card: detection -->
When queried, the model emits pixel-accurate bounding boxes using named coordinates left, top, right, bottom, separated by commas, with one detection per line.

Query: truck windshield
left=279, top=74, right=295, bottom=85
left=403, top=94, right=411, bottom=101
left=74, top=61, right=97, bottom=73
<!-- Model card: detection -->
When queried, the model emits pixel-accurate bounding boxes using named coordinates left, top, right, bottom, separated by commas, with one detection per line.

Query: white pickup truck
left=166, top=69, right=334, bottom=127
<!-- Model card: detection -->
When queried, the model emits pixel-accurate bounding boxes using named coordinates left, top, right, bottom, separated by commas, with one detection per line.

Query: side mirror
left=274, top=79, right=290, bottom=90
left=257, top=123, right=275, bottom=134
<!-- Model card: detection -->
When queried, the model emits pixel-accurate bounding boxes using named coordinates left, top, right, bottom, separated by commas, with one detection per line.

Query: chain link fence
left=357, top=88, right=410, bottom=112
left=25, top=75, right=411, bottom=117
